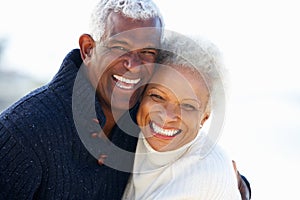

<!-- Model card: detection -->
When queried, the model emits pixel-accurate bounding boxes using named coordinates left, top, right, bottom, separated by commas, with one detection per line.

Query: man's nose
left=123, top=52, right=142, bottom=72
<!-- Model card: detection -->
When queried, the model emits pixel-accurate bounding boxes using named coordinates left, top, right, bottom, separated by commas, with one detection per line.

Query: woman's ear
left=79, top=34, right=95, bottom=62
left=200, top=112, right=210, bottom=127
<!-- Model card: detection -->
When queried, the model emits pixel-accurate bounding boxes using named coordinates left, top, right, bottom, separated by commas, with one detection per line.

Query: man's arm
left=0, top=123, right=42, bottom=199
left=232, top=160, right=251, bottom=200
left=238, top=173, right=251, bottom=200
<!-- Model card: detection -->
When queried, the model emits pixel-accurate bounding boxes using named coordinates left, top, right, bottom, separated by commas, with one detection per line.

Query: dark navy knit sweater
left=0, top=49, right=140, bottom=200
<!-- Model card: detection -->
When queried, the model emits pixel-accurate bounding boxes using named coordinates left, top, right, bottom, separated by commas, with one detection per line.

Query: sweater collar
left=133, top=130, right=204, bottom=173
left=49, top=49, right=106, bottom=127
left=49, top=49, right=140, bottom=170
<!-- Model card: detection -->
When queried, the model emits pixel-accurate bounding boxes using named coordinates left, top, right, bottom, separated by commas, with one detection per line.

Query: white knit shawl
left=123, top=131, right=242, bottom=200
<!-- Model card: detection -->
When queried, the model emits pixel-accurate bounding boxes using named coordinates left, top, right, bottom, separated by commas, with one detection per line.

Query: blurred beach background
left=1, top=0, right=299, bottom=199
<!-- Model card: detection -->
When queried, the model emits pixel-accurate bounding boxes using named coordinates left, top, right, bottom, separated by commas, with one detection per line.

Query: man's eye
left=141, top=49, right=158, bottom=56
left=139, top=49, right=158, bottom=61
left=107, top=46, right=129, bottom=54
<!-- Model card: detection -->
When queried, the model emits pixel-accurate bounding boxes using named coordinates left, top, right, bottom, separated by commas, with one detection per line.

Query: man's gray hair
left=89, top=0, right=164, bottom=41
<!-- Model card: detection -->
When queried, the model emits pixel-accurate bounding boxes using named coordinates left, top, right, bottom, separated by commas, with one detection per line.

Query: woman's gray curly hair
left=89, top=0, right=164, bottom=41
left=158, top=31, right=229, bottom=111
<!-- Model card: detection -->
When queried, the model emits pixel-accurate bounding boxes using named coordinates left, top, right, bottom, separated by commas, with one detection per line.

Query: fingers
left=232, top=160, right=238, bottom=176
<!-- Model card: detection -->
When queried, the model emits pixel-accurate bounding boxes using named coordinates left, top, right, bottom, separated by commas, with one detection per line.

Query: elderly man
left=0, top=0, right=250, bottom=199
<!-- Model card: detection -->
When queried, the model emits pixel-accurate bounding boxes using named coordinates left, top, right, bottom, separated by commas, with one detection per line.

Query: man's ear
left=79, top=34, right=95, bottom=62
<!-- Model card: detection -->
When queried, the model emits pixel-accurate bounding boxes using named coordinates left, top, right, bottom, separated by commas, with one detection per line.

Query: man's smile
left=113, top=74, right=141, bottom=90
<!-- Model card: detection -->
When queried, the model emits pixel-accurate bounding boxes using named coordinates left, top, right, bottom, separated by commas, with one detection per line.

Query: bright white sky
left=1, top=0, right=300, bottom=199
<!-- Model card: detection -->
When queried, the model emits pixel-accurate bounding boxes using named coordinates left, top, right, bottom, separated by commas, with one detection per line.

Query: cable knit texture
left=0, top=49, right=139, bottom=200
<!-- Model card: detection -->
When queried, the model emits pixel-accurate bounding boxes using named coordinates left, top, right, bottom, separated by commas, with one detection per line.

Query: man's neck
left=101, top=105, right=125, bottom=137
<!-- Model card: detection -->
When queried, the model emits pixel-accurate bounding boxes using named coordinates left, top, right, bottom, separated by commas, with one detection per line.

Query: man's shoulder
left=1, top=85, right=46, bottom=115
left=0, top=84, right=68, bottom=133
left=0, top=49, right=81, bottom=125
left=0, top=85, right=74, bottom=157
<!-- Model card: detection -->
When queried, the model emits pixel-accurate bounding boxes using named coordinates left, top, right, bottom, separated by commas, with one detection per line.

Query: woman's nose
left=164, top=103, right=181, bottom=121
left=152, top=103, right=181, bottom=125
left=149, top=103, right=181, bottom=124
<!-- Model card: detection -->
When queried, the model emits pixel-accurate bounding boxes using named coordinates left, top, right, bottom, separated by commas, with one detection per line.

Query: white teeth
left=116, top=82, right=133, bottom=89
left=113, top=75, right=141, bottom=84
left=151, top=122, right=181, bottom=137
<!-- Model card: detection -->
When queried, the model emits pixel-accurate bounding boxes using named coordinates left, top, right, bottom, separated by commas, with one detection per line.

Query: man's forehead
left=104, top=12, right=162, bottom=44
left=107, top=28, right=161, bottom=47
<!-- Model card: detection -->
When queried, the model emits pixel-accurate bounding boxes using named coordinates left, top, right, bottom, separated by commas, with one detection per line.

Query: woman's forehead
left=149, top=65, right=208, bottom=97
left=153, top=64, right=201, bottom=83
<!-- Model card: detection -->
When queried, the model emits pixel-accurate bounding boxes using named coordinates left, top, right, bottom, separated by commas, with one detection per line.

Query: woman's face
left=137, top=65, right=210, bottom=151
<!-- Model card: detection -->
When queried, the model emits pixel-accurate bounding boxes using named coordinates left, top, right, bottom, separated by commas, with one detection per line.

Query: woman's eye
left=149, top=93, right=164, bottom=102
left=181, top=103, right=197, bottom=111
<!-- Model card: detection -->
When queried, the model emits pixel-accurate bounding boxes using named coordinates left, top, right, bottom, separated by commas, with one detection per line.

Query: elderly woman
left=123, top=32, right=242, bottom=199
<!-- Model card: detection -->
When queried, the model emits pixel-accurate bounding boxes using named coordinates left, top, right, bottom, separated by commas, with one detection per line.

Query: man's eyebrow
left=106, top=39, right=129, bottom=46
left=105, top=38, right=159, bottom=50
left=143, top=47, right=159, bottom=50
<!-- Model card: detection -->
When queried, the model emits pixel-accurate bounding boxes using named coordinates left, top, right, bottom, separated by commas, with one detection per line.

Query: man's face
left=86, top=12, right=162, bottom=112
